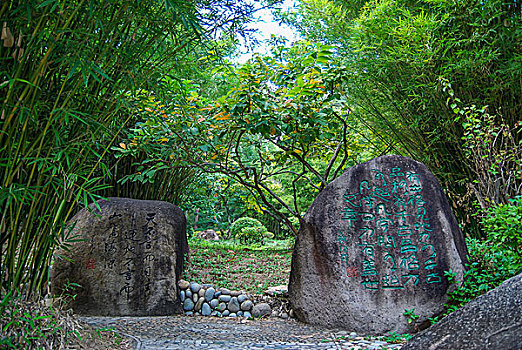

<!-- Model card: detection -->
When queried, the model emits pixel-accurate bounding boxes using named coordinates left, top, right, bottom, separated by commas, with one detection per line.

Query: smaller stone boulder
left=252, top=303, right=272, bottom=318
left=197, top=229, right=220, bottom=241
left=228, top=297, right=240, bottom=313
left=51, top=198, right=188, bottom=316
left=241, top=300, right=253, bottom=311
left=178, top=280, right=190, bottom=290
left=402, top=273, right=522, bottom=350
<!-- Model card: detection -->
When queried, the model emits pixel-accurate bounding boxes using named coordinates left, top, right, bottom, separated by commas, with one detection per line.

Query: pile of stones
left=253, top=285, right=294, bottom=319
left=179, top=280, right=272, bottom=318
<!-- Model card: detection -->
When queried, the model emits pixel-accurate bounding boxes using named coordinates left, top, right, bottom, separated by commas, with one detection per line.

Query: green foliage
left=379, top=332, right=413, bottom=344
left=292, top=0, right=522, bottom=237
left=0, top=283, right=127, bottom=348
left=237, top=226, right=268, bottom=246
left=482, top=197, right=522, bottom=257
left=403, top=308, right=419, bottom=324
left=104, top=153, right=195, bottom=206
left=230, top=217, right=263, bottom=237
left=119, top=41, right=382, bottom=235
left=445, top=238, right=521, bottom=311
left=445, top=79, right=522, bottom=210
left=0, top=286, right=78, bottom=349
left=188, top=236, right=252, bottom=251
left=230, top=217, right=268, bottom=245
left=95, top=327, right=123, bottom=346
left=263, top=237, right=295, bottom=250
left=428, top=316, right=439, bottom=325
left=182, top=172, right=255, bottom=233
left=445, top=200, right=522, bottom=312
left=188, top=235, right=293, bottom=251
left=182, top=238, right=292, bottom=294
left=0, top=0, right=272, bottom=297
left=284, top=0, right=353, bottom=45
left=0, top=0, right=209, bottom=295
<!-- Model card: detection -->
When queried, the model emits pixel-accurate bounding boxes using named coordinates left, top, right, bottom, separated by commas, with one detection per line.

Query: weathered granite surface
left=51, top=197, right=188, bottom=316
left=402, top=272, right=522, bottom=350
left=289, top=155, right=468, bottom=333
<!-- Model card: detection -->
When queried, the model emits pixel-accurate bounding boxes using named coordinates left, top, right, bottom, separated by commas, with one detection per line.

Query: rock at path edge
left=252, top=303, right=272, bottom=318
left=402, top=273, right=522, bottom=350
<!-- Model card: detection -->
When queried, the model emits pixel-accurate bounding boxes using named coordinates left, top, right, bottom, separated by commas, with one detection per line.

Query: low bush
left=236, top=226, right=268, bottom=245
left=0, top=289, right=78, bottom=349
left=0, top=286, right=129, bottom=349
left=445, top=198, right=522, bottom=313
left=230, top=217, right=268, bottom=245
left=481, top=196, right=522, bottom=257
left=445, top=237, right=521, bottom=313
left=182, top=242, right=292, bottom=294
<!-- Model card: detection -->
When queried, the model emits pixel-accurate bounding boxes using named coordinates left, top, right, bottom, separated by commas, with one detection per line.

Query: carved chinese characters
left=51, top=198, right=188, bottom=316
left=338, top=167, right=442, bottom=292
left=111, top=212, right=158, bottom=303
left=289, top=155, right=468, bottom=334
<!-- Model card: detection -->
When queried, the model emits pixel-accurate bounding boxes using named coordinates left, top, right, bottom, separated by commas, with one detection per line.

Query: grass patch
left=183, top=238, right=294, bottom=294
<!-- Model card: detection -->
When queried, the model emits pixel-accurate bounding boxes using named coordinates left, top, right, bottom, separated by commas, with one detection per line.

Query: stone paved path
left=81, top=316, right=404, bottom=350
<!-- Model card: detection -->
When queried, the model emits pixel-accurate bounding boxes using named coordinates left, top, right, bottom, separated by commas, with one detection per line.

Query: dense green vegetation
left=1, top=0, right=521, bottom=346
left=0, top=0, right=280, bottom=295
left=294, top=0, right=522, bottom=235
left=445, top=197, right=522, bottom=313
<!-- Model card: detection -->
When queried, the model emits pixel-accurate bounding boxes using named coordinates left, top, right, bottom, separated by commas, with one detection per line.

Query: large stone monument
left=289, top=155, right=468, bottom=333
left=51, top=198, right=188, bottom=316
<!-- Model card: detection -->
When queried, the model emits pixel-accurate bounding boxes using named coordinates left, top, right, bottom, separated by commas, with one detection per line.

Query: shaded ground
left=2, top=239, right=411, bottom=349
left=1, top=240, right=293, bottom=349
left=0, top=296, right=134, bottom=350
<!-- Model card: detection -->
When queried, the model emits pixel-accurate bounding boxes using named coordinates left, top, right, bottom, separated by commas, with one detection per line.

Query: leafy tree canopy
left=283, top=0, right=522, bottom=235
left=117, top=41, right=383, bottom=234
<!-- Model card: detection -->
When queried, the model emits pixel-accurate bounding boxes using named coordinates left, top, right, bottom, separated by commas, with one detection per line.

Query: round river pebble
left=179, top=281, right=261, bottom=320
left=228, top=297, right=240, bottom=313
left=219, top=295, right=231, bottom=303
left=205, top=287, right=215, bottom=302
left=202, top=303, right=211, bottom=316
left=190, top=282, right=202, bottom=293
left=241, top=300, right=253, bottom=311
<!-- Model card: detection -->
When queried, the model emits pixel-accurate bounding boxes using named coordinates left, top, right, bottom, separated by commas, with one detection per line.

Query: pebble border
left=179, top=280, right=273, bottom=318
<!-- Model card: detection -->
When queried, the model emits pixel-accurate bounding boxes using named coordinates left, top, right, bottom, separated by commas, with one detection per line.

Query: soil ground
left=182, top=242, right=293, bottom=294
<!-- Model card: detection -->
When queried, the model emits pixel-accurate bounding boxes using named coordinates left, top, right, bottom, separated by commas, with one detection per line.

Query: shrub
left=0, top=286, right=80, bottom=349
left=230, top=217, right=268, bottom=245
left=236, top=227, right=267, bottom=245
left=481, top=196, right=522, bottom=257
left=445, top=237, right=521, bottom=312
left=445, top=198, right=522, bottom=312
left=230, top=217, right=264, bottom=237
